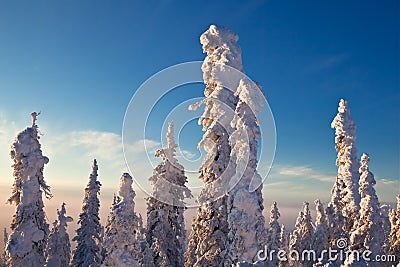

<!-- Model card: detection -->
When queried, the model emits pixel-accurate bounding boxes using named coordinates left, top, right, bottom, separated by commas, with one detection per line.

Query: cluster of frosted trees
left=1, top=25, right=399, bottom=267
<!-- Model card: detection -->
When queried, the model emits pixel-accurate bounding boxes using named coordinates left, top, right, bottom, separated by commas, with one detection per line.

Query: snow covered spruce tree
left=350, top=153, right=384, bottom=262
left=289, top=210, right=303, bottom=267
left=186, top=25, right=242, bottom=267
left=146, top=122, right=192, bottom=267
left=223, top=77, right=268, bottom=265
left=311, top=200, right=329, bottom=262
left=266, top=202, right=282, bottom=266
left=101, top=173, right=143, bottom=267
left=278, top=225, right=289, bottom=267
left=45, top=203, right=73, bottom=267
left=1, top=228, right=8, bottom=267
left=5, top=112, right=52, bottom=267
left=330, top=99, right=361, bottom=235
left=325, top=179, right=345, bottom=247
left=389, top=195, right=400, bottom=260
left=289, top=202, right=314, bottom=266
left=71, top=159, right=102, bottom=267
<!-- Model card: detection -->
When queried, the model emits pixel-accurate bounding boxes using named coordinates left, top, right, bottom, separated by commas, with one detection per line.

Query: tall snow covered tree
left=311, top=200, right=329, bottom=261
left=266, top=202, right=282, bottom=266
left=71, top=159, right=102, bottom=267
left=223, top=76, right=268, bottom=265
left=186, top=24, right=241, bottom=267
left=45, top=203, right=73, bottom=267
left=146, top=122, right=191, bottom=267
left=389, top=195, right=400, bottom=260
left=330, top=99, right=360, bottom=233
left=5, top=112, right=52, bottom=267
left=350, top=153, right=384, bottom=262
left=101, top=173, right=143, bottom=267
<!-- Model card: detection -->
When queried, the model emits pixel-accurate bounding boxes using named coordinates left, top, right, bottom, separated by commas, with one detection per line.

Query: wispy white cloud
left=305, top=54, right=348, bottom=73
left=378, top=178, right=399, bottom=185
left=276, top=165, right=334, bottom=182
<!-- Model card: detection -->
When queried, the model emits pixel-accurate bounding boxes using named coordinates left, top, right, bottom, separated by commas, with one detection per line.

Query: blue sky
left=0, top=0, right=398, bottom=232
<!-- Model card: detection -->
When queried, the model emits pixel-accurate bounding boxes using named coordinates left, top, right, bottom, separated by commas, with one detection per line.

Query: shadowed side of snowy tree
left=266, top=202, right=282, bottom=266
left=146, top=122, right=192, bottom=267
left=186, top=24, right=241, bottom=267
left=1, top=229, right=8, bottom=267
left=389, top=195, right=400, bottom=262
left=5, top=113, right=52, bottom=267
left=223, top=78, right=268, bottom=265
left=101, top=173, right=143, bottom=267
left=311, top=200, right=329, bottom=265
left=71, top=160, right=102, bottom=267
left=45, top=203, right=73, bottom=267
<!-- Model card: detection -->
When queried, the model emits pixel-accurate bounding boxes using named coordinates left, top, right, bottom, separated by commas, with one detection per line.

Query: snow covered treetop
left=58, top=203, right=73, bottom=226
left=92, top=159, right=98, bottom=173
left=359, top=153, right=375, bottom=185
left=166, top=121, right=178, bottom=151
left=331, top=99, right=356, bottom=139
left=8, top=112, right=51, bottom=204
left=119, top=173, right=136, bottom=203
left=200, top=24, right=244, bottom=83
left=200, top=24, right=239, bottom=54
left=155, top=121, right=179, bottom=166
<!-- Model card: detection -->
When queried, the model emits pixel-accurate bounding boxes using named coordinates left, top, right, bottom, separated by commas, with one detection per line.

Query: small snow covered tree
left=146, top=122, right=191, bottom=267
left=186, top=24, right=241, bottom=267
left=300, top=202, right=314, bottom=266
left=279, top=224, right=289, bottom=267
left=380, top=204, right=392, bottom=254
left=330, top=99, right=361, bottom=233
left=5, top=112, right=52, bottom=267
left=71, top=159, right=102, bottom=267
left=389, top=195, right=400, bottom=260
left=289, top=202, right=315, bottom=266
left=266, top=202, right=281, bottom=266
left=350, top=153, right=384, bottom=262
left=325, top=179, right=345, bottom=247
left=101, top=173, right=143, bottom=267
left=289, top=210, right=303, bottom=267
left=223, top=77, right=268, bottom=265
left=45, top=203, right=73, bottom=267
left=311, top=200, right=329, bottom=262
left=1, top=228, right=8, bottom=267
